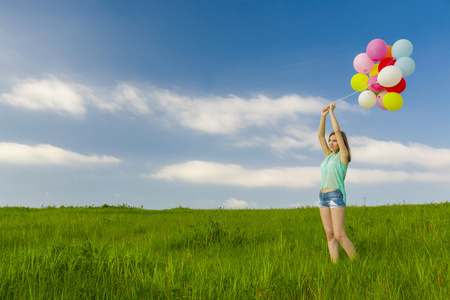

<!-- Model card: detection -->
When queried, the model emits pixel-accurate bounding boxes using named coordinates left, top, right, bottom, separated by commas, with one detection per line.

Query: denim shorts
left=319, top=189, right=346, bottom=208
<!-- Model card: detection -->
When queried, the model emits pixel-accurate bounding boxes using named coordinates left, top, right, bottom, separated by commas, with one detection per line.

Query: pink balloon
left=366, top=39, right=388, bottom=62
left=376, top=91, right=388, bottom=110
left=368, top=75, right=384, bottom=93
left=353, top=53, right=374, bottom=74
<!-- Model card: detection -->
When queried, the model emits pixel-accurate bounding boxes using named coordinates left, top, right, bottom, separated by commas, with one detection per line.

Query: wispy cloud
left=89, top=82, right=152, bottom=115
left=0, top=142, right=121, bottom=166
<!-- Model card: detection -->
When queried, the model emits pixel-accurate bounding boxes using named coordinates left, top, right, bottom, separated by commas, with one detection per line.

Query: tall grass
left=0, top=203, right=448, bottom=299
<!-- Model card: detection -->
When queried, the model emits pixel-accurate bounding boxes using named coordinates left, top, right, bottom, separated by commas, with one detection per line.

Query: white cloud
left=351, top=136, right=450, bottom=170
left=238, top=126, right=450, bottom=168
left=0, top=142, right=121, bottom=166
left=223, top=197, right=257, bottom=209
left=0, top=78, right=152, bottom=117
left=1, top=77, right=87, bottom=115
left=146, top=160, right=320, bottom=188
left=0, top=77, right=362, bottom=137
left=347, top=168, right=450, bottom=184
left=147, top=159, right=450, bottom=189
left=148, top=88, right=330, bottom=134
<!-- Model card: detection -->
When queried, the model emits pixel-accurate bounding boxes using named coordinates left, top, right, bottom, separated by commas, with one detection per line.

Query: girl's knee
left=334, top=232, right=346, bottom=242
left=325, top=231, right=335, bottom=241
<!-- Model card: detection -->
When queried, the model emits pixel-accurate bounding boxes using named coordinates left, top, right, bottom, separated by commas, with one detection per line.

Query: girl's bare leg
left=331, top=207, right=356, bottom=259
left=320, top=207, right=339, bottom=262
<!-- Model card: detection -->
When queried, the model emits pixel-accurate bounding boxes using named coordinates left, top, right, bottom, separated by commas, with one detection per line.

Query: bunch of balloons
left=351, top=38, right=415, bottom=111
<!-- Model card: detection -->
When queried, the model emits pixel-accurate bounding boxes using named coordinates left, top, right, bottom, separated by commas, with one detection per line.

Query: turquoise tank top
left=320, top=152, right=348, bottom=204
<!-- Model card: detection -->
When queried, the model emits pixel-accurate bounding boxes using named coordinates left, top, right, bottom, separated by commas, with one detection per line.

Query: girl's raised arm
left=328, top=102, right=349, bottom=165
left=318, top=106, right=331, bottom=157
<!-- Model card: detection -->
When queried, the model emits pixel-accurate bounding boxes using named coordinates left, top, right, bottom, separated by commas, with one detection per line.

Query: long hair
left=329, top=131, right=351, bottom=163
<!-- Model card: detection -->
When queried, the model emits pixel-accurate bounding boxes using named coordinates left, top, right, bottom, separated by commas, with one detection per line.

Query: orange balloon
left=385, top=45, right=392, bottom=58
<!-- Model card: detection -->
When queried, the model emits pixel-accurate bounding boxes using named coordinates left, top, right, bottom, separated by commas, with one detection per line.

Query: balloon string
left=334, top=85, right=369, bottom=103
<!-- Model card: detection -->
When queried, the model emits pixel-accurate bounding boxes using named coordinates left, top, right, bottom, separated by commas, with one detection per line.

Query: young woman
left=317, top=102, right=356, bottom=262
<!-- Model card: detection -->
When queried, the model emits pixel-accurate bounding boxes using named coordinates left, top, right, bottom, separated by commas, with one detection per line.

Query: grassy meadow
left=0, top=202, right=448, bottom=299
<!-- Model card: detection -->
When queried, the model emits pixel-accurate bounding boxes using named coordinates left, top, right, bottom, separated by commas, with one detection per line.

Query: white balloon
left=358, top=91, right=377, bottom=109
left=377, top=66, right=403, bottom=87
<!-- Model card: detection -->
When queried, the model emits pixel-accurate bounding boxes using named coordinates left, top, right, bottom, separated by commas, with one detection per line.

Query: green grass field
left=0, top=202, right=448, bottom=299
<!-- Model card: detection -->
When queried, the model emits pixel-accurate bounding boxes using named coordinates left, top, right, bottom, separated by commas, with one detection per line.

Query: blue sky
left=0, top=0, right=449, bottom=209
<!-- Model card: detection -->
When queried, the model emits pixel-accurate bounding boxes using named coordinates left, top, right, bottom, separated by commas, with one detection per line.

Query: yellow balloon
left=382, top=92, right=403, bottom=111
left=369, top=63, right=379, bottom=77
left=350, top=73, right=369, bottom=91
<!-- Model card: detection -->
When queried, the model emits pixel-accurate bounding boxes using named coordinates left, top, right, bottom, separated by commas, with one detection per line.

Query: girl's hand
left=321, top=106, right=329, bottom=116
left=329, top=102, right=336, bottom=112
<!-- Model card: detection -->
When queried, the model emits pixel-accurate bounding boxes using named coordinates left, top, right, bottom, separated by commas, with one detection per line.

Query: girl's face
left=328, top=135, right=339, bottom=151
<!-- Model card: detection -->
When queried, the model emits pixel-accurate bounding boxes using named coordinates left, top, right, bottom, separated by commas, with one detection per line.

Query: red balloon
left=386, top=77, right=407, bottom=93
left=379, top=57, right=396, bottom=71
